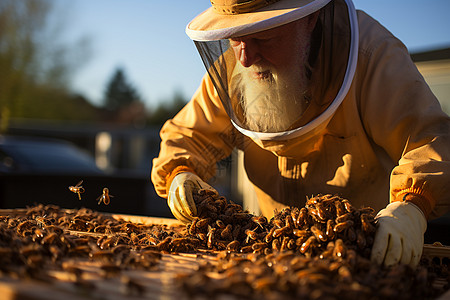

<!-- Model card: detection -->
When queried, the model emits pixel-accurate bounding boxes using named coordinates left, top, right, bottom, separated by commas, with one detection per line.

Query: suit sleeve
left=151, top=74, right=236, bottom=199
left=357, top=18, right=450, bottom=219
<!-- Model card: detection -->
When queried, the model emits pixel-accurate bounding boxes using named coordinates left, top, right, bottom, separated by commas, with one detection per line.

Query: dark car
left=0, top=135, right=102, bottom=174
left=0, top=135, right=171, bottom=217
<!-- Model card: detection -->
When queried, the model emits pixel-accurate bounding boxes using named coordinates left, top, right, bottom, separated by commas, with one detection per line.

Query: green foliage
left=102, top=67, right=141, bottom=111
left=0, top=0, right=188, bottom=130
left=0, top=0, right=93, bottom=130
left=147, top=91, right=187, bottom=125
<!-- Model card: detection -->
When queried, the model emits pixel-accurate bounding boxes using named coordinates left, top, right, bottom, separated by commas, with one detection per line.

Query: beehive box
left=0, top=203, right=449, bottom=300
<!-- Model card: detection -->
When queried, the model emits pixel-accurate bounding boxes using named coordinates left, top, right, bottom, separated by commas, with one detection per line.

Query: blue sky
left=60, top=0, right=450, bottom=109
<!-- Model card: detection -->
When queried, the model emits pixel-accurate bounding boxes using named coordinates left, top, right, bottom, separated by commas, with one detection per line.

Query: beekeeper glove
left=168, top=172, right=218, bottom=223
left=371, top=201, right=427, bottom=267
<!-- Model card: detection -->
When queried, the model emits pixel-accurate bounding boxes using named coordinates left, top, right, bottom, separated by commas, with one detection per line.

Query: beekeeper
left=151, top=0, right=450, bottom=267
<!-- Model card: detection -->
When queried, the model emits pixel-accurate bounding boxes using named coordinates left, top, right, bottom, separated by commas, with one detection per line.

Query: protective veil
left=186, top=0, right=358, bottom=142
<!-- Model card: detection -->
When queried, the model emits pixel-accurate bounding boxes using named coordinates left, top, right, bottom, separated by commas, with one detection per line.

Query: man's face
left=228, top=16, right=318, bottom=132
left=229, top=17, right=315, bottom=71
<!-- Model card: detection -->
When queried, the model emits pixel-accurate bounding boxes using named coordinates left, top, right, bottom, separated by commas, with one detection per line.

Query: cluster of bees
left=0, top=205, right=182, bottom=296
left=178, top=191, right=447, bottom=299
left=186, top=191, right=377, bottom=259
left=0, top=192, right=448, bottom=299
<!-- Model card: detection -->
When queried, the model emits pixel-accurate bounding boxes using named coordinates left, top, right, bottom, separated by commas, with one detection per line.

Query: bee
left=273, top=226, right=292, bottom=238
left=252, top=216, right=268, bottom=229
left=333, top=220, right=354, bottom=233
left=287, top=238, right=296, bottom=250
left=89, top=249, right=115, bottom=261
left=195, top=218, right=211, bottom=230
left=280, top=236, right=290, bottom=251
left=188, top=218, right=198, bottom=235
left=16, top=220, right=35, bottom=237
left=284, top=214, right=294, bottom=229
left=310, top=225, right=327, bottom=242
left=252, top=242, right=267, bottom=251
left=226, top=240, right=240, bottom=251
left=197, top=232, right=207, bottom=241
left=272, top=239, right=281, bottom=252
left=356, top=229, right=366, bottom=249
left=290, top=208, right=300, bottom=225
left=360, top=213, right=376, bottom=234
left=97, top=188, right=114, bottom=205
left=333, top=238, right=346, bottom=258
left=220, top=224, right=233, bottom=240
left=300, top=236, right=316, bottom=254
left=207, top=227, right=217, bottom=248
left=214, top=197, right=227, bottom=211
left=319, top=241, right=335, bottom=259
left=342, top=199, right=355, bottom=213
left=315, top=202, right=328, bottom=221
left=335, top=212, right=353, bottom=223
left=296, top=208, right=308, bottom=227
left=334, top=200, right=346, bottom=216
left=100, top=236, right=119, bottom=250
left=265, top=227, right=276, bottom=243
left=272, top=219, right=284, bottom=229
left=240, top=245, right=253, bottom=253
left=295, top=236, right=309, bottom=247
left=69, top=180, right=85, bottom=200
left=309, top=208, right=326, bottom=223
left=215, top=219, right=226, bottom=229
left=245, top=227, right=263, bottom=242
left=157, top=236, right=173, bottom=252
left=326, top=219, right=335, bottom=239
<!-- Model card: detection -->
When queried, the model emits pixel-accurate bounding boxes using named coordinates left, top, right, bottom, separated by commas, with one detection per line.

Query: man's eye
left=229, top=39, right=241, bottom=47
left=256, top=38, right=275, bottom=45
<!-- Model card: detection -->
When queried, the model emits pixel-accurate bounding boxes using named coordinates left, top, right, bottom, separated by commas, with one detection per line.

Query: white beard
left=229, top=57, right=310, bottom=133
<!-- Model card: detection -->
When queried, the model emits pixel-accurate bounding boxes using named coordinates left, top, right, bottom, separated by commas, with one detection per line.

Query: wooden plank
left=0, top=208, right=182, bottom=227
left=109, top=213, right=182, bottom=227
left=0, top=251, right=212, bottom=300
left=423, top=243, right=450, bottom=260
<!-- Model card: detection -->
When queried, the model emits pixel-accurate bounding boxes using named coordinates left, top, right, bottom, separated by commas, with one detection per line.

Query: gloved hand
left=167, top=172, right=218, bottom=223
left=371, top=201, right=427, bottom=267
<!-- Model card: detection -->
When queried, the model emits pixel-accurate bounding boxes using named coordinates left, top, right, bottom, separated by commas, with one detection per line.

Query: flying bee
left=69, top=180, right=85, bottom=200
left=97, top=187, right=113, bottom=205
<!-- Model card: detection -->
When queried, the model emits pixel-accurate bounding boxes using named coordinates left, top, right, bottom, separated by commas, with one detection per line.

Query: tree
left=0, top=0, right=92, bottom=130
left=103, top=67, right=141, bottom=111
left=147, top=90, right=187, bottom=125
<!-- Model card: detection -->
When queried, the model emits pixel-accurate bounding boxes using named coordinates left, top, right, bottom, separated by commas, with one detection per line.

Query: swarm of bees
left=0, top=192, right=448, bottom=299
left=185, top=192, right=377, bottom=259
left=68, top=180, right=113, bottom=205
left=179, top=191, right=447, bottom=299
left=0, top=204, right=182, bottom=296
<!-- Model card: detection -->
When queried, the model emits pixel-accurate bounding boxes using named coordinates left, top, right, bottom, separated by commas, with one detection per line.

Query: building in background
left=412, top=47, right=450, bottom=114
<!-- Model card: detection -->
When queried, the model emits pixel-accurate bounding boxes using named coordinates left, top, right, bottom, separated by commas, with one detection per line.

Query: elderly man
left=151, top=0, right=450, bottom=268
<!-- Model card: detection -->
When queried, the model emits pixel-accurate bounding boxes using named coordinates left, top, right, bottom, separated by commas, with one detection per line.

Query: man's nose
left=237, top=40, right=261, bottom=67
